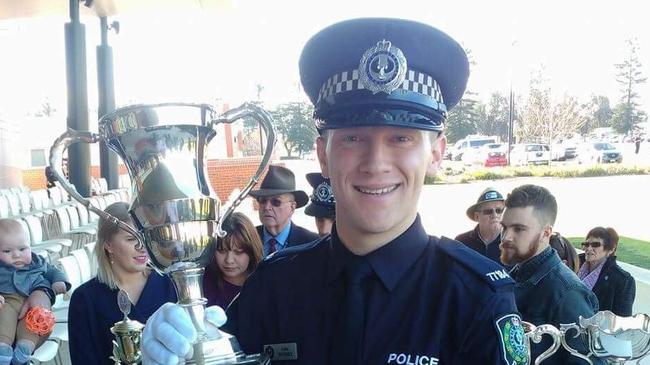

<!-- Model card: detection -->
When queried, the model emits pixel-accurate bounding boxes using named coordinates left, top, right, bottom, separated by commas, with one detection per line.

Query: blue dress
left=68, top=272, right=177, bottom=365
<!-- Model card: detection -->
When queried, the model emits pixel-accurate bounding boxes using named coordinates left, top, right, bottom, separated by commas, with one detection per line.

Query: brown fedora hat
left=249, top=165, right=309, bottom=208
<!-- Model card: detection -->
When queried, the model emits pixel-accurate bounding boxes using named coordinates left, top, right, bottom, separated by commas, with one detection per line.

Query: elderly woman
left=203, top=212, right=263, bottom=309
left=68, top=202, right=177, bottom=364
left=578, top=227, right=636, bottom=316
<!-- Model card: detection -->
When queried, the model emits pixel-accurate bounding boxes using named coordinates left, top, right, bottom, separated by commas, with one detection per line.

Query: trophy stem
left=169, top=267, right=210, bottom=338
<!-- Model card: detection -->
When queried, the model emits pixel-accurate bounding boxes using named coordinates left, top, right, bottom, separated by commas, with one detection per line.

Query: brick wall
left=207, top=157, right=283, bottom=201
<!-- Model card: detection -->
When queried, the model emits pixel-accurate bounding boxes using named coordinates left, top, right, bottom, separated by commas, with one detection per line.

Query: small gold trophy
left=110, top=290, right=145, bottom=364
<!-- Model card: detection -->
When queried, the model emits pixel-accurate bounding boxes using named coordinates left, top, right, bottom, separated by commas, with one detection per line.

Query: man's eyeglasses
left=581, top=241, right=603, bottom=248
left=256, top=197, right=294, bottom=207
left=480, top=208, right=505, bottom=215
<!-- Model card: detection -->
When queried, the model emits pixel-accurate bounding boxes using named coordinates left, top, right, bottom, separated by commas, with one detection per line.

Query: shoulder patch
left=437, top=236, right=514, bottom=289
left=495, top=314, right=528, bottom=365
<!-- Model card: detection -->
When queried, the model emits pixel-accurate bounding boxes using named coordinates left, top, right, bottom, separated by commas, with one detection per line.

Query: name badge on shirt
left=263, top=343, right=298, bottom=361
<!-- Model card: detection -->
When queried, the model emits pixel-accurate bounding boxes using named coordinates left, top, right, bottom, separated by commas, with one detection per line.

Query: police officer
left=142, top=18, right=528, bottom=365
left=304, top=173, right=336, bottom=236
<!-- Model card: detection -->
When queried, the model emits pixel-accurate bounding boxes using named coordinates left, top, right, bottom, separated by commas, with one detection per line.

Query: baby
left=0, top=219, right=69, bottom=365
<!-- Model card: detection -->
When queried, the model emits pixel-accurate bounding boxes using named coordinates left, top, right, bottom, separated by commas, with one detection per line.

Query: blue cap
left=299, top=18, right=469, bottom=132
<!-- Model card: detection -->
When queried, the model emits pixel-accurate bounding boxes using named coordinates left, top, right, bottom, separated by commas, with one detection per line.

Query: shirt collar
left=263, top=221, right=292, bottom=247
left=327, top=215, right=429, bottom=292
left=510, top=246, right=558, bottom=284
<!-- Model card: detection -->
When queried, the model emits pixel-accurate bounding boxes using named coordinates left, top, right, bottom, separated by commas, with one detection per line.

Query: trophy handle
left=559, top=323, right=594, bottom=365
left=525, top=322, right=563, bottom=365
left=209, top=102, right=276, bottom=237
left=49, top=129, right=144, bottom=244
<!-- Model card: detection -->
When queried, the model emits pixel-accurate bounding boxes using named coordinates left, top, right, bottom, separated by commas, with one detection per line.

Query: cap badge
left=315, top=181, right=334, bottom=203
left=485, top=191, right=498, bottom=200
left=358, top=39, right=407, bottom=95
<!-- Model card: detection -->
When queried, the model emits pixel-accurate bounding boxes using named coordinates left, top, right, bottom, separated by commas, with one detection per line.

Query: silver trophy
left=523, top=321, right=563, bottom=364
left=560, top=311, right=650, bottom=365
left=110, top=290, right=145, bottom=364
left=50, top=102, right=275, bottom=364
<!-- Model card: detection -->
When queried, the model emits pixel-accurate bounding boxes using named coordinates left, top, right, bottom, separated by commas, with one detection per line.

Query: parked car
left=449, top=135, right=499, bottom=161
left=510, top=143, right=551, bottom=166
left=577, top=142, right=623, bottom=164
left=471, top=143, right=508, bottom=167
left=551, top=143, right=578, bottom=161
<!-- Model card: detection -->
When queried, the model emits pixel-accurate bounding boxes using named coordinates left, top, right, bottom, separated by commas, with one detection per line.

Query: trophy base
left=184, top=332, right=270, bottom=365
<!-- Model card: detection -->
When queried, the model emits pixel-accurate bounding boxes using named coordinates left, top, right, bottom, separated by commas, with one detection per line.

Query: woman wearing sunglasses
left=577, top=227, right=636, bottom=316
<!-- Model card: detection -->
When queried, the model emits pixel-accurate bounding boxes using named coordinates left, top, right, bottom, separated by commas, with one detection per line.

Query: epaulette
left=259, top=236, right=327, bottom=266
left=437, top=236, right=514, bottom=290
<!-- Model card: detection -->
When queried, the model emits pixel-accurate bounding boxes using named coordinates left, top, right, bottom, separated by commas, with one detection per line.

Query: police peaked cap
left=299, top=18, right=469, bottom=132
left=304, top=173, right=336, bottom=219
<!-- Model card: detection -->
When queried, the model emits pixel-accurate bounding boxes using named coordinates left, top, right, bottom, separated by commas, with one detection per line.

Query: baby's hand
left=52, top=281, right=67, bottom=295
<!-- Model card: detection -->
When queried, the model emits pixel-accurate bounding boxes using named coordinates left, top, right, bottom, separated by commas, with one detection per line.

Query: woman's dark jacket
left=579, top=254, right=636, bottom=316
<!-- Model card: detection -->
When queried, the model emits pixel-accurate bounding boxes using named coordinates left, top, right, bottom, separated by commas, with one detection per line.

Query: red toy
left=25, top=307, right=56, bottom=336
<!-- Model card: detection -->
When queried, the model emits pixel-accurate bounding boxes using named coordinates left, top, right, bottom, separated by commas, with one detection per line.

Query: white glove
left=141, top=303, right=227, bottom=365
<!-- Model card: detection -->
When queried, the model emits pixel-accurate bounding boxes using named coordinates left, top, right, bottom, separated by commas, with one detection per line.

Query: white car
left=577, top=142, right=623, bottom=164
left=509, top=144, right=551, bottom=166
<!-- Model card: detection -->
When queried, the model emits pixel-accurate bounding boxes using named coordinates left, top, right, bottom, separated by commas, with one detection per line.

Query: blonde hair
left=94, top=202, right=145, bottom=289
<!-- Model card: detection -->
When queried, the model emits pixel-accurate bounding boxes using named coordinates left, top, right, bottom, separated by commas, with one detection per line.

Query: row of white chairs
left=30, top=243, right=97, bottom=365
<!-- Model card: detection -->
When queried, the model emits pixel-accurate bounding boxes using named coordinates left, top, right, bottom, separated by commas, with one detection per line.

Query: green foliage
left=581, top=95, right=614, bottom=135
left=613, top=38, right=648, bottom=135
left=270, top=102, right=318, bottom=158
left=477, top=92, right=509, bottom=142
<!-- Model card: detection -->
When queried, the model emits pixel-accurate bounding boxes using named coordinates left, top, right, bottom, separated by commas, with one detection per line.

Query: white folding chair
left=53, top=254, right=83, bottom=323
left=70, top=249, right=92, bottom=283
left=30, top=339, right=61, bottom=365
left=21, top=215, right=72, bottom=260
left=0, top=195, right=10, bottom=218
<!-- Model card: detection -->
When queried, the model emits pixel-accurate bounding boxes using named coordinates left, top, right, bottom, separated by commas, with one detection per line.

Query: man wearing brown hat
left=455, top=187, right=507, bottom=266
left=249, top=165, right=318, bottom=256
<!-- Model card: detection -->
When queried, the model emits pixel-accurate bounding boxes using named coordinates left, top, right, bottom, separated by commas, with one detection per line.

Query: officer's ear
left=316, top=134, right=329, bottom=178
left=426, top=132, right=446, bottom=177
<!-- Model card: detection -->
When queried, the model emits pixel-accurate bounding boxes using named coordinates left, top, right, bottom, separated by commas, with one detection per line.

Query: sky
left=1, top=0, right=649, bottom=121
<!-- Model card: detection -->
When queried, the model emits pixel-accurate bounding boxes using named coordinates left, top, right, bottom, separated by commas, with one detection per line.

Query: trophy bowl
left=561, top=310, right=650, bottom=365
left=50, top=102, right=275, bottom=364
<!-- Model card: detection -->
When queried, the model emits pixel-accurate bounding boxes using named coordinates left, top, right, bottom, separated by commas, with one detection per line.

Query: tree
left=476, top=92, right=509, bottom=142
left=271, top=102, right=318, bottom=158
left=34, top=100, right=56, bottom=117
left=580, top=95, right=613, bottom=135
left=445, top=46, right=482, bottom=143
left=519, top=67, right=552, bottom=143
left=445, top=95, right=480, bottom=143
left=519, top=67, right=584, bottom=148
left=613, top=38, right=647, bottom=134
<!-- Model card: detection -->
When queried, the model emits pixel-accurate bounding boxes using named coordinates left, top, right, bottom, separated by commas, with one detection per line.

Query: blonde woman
left=68, top=202, right=176, bottom=364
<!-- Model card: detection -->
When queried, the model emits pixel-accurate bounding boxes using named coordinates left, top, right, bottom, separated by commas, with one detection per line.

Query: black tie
left=331, top=257, right=373, bottom=364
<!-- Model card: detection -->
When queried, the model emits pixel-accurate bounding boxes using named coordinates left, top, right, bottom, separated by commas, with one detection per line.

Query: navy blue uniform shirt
left=68, top=272, right=177, bottom=365
left=224, top=216, right=525, bottom=365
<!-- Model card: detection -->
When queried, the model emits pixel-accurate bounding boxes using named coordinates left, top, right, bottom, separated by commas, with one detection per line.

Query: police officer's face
left=314, top=217, right=334, bottom=237
left=257, top=193, right=296, bottom=235
left=317, top=126, right=444, bottom=251
left=500, top=206, right=552, bottom=266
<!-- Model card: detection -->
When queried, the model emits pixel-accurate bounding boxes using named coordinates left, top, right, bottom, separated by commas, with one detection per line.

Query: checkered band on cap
left=316, top=69, right=445, bottom=111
